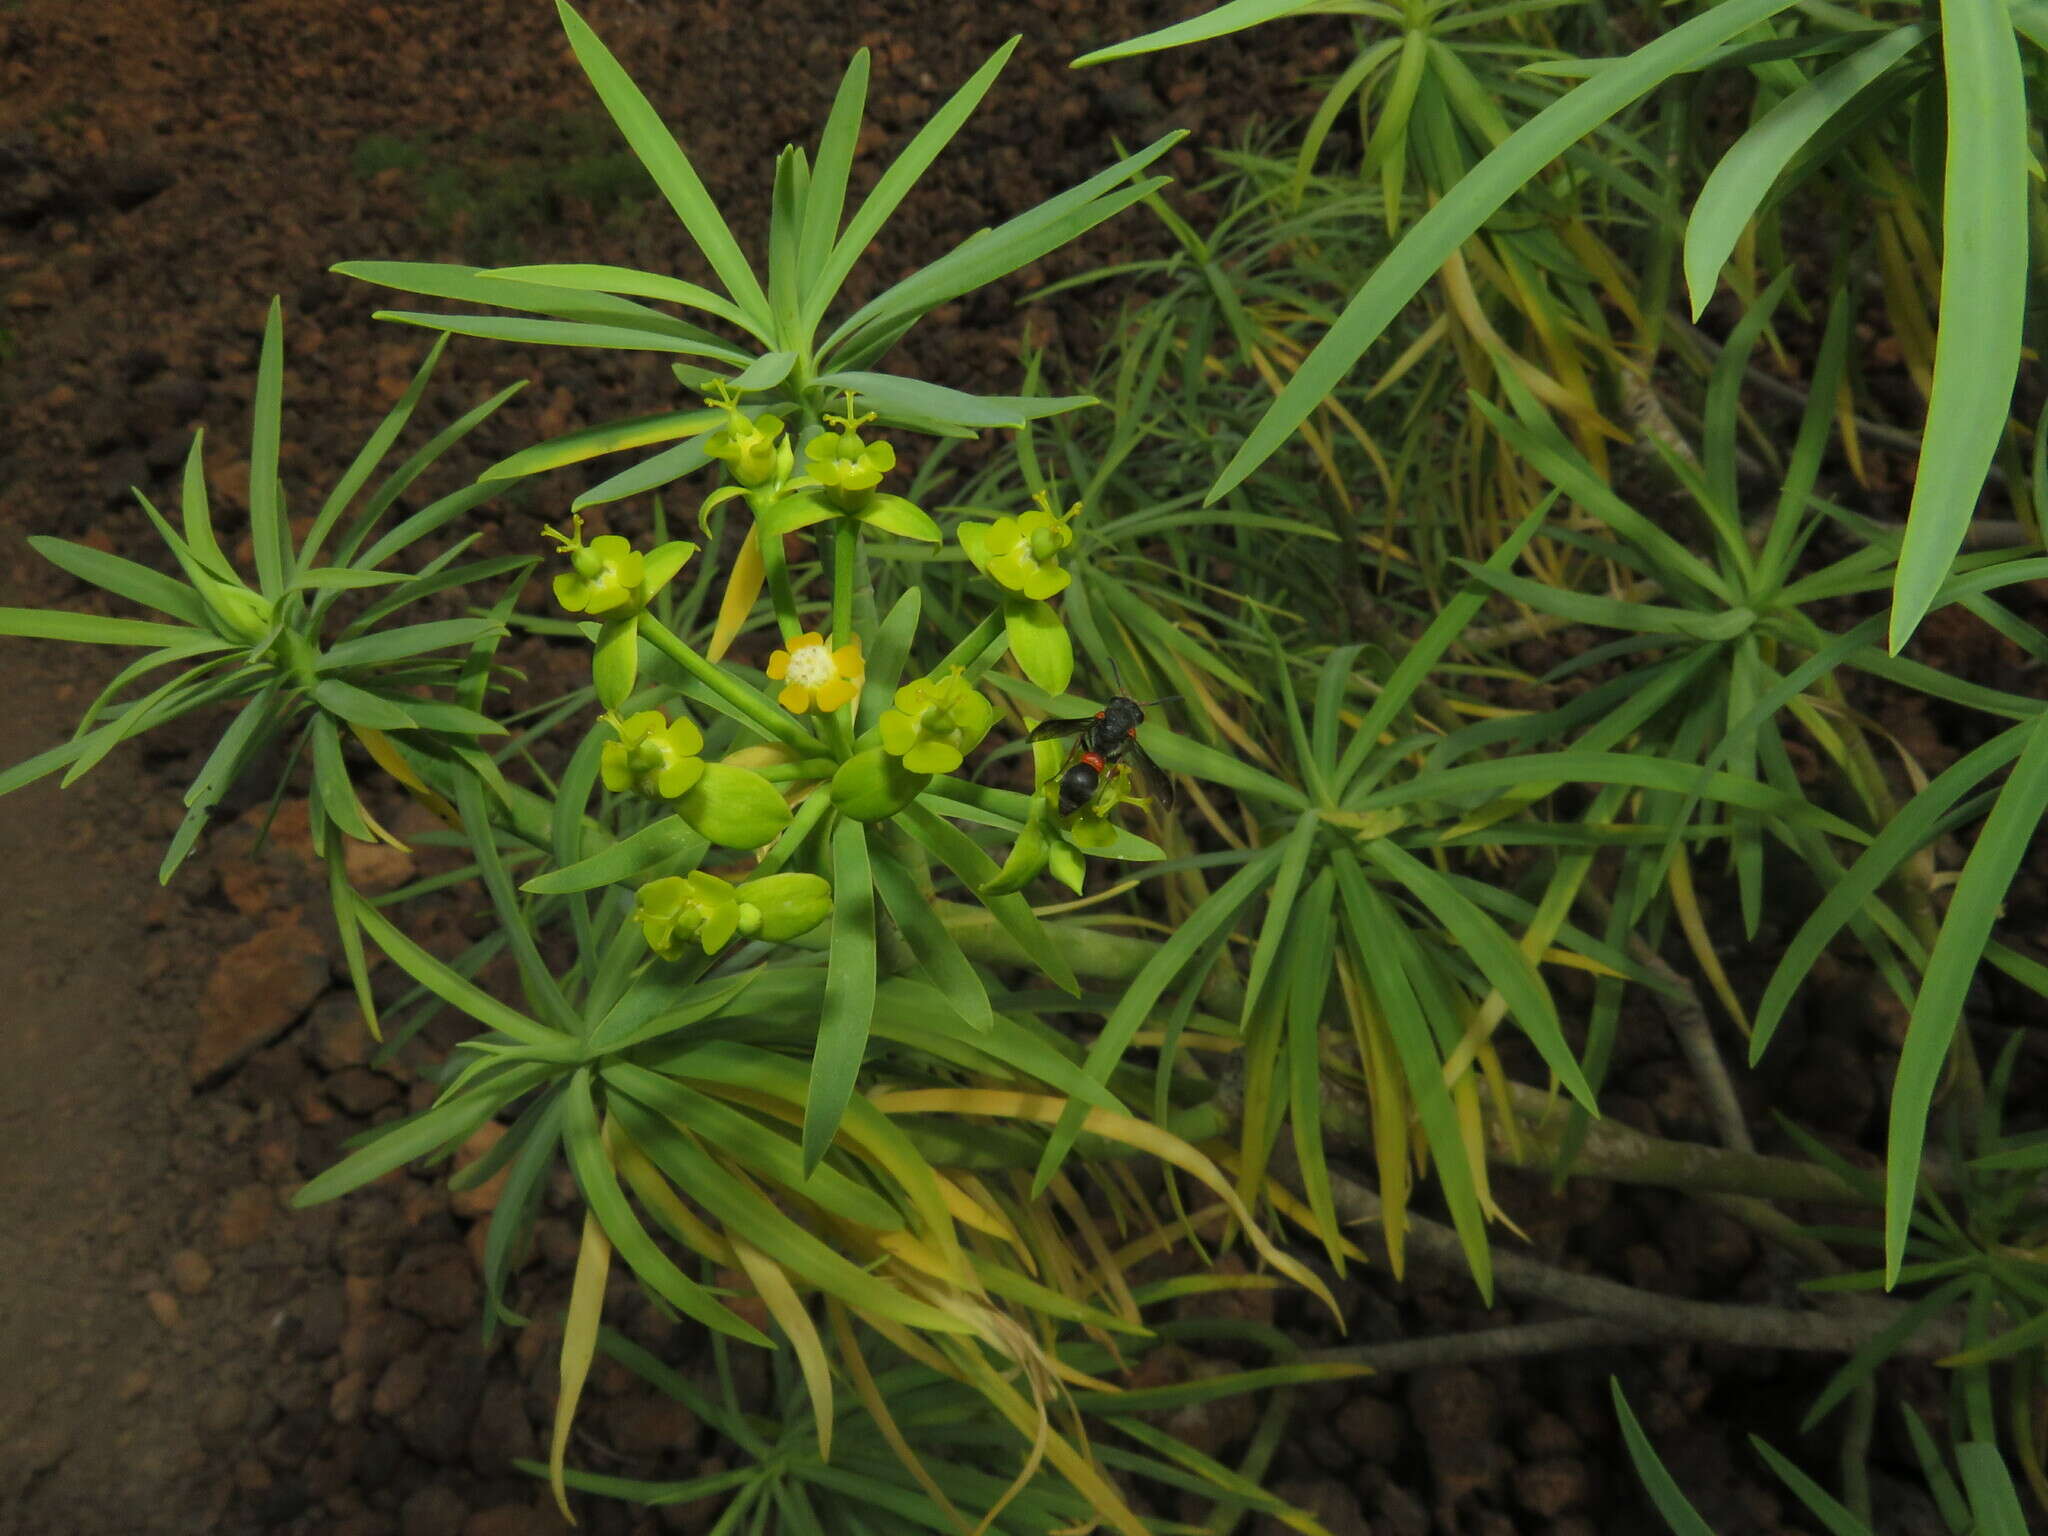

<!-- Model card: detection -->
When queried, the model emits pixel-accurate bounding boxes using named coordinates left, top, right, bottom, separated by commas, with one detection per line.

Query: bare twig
left=1579, top=885, right=1754, bottom=1155
left=1325, top=1171, right=1962, bottom=1359
left=1301, top=1318, right=1651, bottom=1373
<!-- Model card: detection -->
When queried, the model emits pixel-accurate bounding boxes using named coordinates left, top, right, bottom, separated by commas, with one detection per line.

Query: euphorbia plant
left=0, top=8, right=1358, bottom=1532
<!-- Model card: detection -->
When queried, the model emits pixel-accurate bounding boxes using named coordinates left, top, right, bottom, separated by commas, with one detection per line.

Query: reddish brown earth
left=0, top=2, right=2021, bottom=1535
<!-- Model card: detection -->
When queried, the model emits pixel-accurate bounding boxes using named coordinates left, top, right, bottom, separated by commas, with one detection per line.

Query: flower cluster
left=958, top=492, right=1082, bottom=602
left=542, top=514, right=695, bottom=618
left=803, top=407, right=897, bottom=514
left=701, top=388, right=793, bottom=488
left=632, top=870, right=832, bottom=959
left=878, top=670, right=996, bottom=775
left=600, top=710, right=705, bottom=801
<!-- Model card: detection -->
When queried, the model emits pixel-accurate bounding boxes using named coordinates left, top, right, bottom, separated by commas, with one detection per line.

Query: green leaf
left=1033, top=848, right=1282, bottom=1192
left=609, top=1093, right=964, bottom=1333
left=27, top=538, right=209, bottom=627
left=0, top=608, right=200, bottom=647
left=178, top=430, right=232, bottom=581
left=1884, top=713, right=2048, bottom=1283
left=1208, top=0, right=1803, bottom=504
left=871, top=845, right=994, bottom=1032
left=1359, top=837, right=1593, bottom=1108
left=479, top=408, right=722, bottom=482
left=1001, top=595, right=1073, bottom=695
left=311, top=677, right=417, bottom=731
left=856, top=494, right=942, bottom=543
left=826, top=138, right=1180, bottom=360
left=372, top=309, right=747, bottom=362
left=798, top=52, right=869, bottom=299
left=561, top=1067, right=771, bottom=1344
left=554, top=1, right=772, bottom=329
left=857, top=588, right=921, bottom=735
left=292, top=1062, right=550, bottom=1206
left=339, top=384, right=528, bottom=573
left=806, top=817, right=877, bottom=1173
left=896, top=803, right=1079, bottom=995
left=813, top=371, right=1093, bottom=430
left=1611, top=1381, right=1718, bottom=1536
left=317, top=617, right=502, bottom=673
left=1958, top=1443, right=2030, bottom=1535
left=808, top=39, right=1019, bottom=338
left=300, top=334, right=448, bottom=571
left=1684, top=26, right=1932, bottom=317
left=478, top=262, right=763, bottom=337
left=342, top=260, right=737, bottom=345
left=348, top=889, right=572, bottom=1052
left=572, top=437, right=716, bottom=511
left=1285, top=871, right=1343, bottom=1270
left=1071, top=0, right=1324, bottom=64
left=523, top=815, right=707, bottom=895
left=1890, top=0, right=2030, bottom=649
left=1332, top=851, right=1492, bottom=1300
left=309, top=713, right=374, bottom=844
left=602, top=1062, right=900, bottom=1230
left=248, top=297, right=290, bottom=596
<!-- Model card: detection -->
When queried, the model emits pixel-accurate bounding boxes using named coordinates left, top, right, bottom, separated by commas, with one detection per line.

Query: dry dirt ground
left=0, top=1, right=2002, bottom=1534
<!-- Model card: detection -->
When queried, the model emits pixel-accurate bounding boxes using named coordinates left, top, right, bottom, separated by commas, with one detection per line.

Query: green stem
left=637, top=613, right=816, bottom=756
left=755, top=506, right=804, bottom=647
left=831, top=519, right=857, bottom=648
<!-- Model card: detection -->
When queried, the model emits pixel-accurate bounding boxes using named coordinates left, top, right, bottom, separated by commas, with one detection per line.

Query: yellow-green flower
left=960, top=493, right=1081, bottom=601
left=766, top=631, right=864, bottom=715
left=633, top=871, right=742, bottom=958
left=703, top=404, right=791, bottom=487
left=878, top=670, right=996, bottom=775
left=632, top=869, right=832, bottom=958
left=542, top=515, right=695, bottom=617
left=803, top=418, right=896, bottom=513
left=600, top=711, right=705, bottom=801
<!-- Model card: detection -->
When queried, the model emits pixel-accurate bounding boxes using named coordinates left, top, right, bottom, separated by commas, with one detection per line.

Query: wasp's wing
left=1128, top=741, right=1175, bottom=812
left=1028, top=716, right=1092, bottom=744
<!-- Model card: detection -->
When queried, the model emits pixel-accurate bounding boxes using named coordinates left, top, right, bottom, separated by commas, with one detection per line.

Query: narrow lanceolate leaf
left=1072, top=0, right=1325, bottom=64
left=1611, top=1383, right=1718, bottom=1536
left=554, top=1, right=772, bottom=329
left=806, top=816, right=877, bottom=1173
left=550, top=1207, right=611, bottom=1524
left=1033, top=848, right=1283, bottom=1193
left=1885, top=713, right=2048, bottom=1285
left=872, top=846, right=994, bottom=1032
left=1207, top=0, right=1802, bottom=504
left=811, top=371, right=1093, bottom=429
left=1685, top=26, right=1932, bottom=317
left=248, top=297, right=290, bottom=596
left=478, top=409, right=722, bottom=482
left=0, top=608, right=199, bottom=647
left=1890, top=0, right=2029, bottom=650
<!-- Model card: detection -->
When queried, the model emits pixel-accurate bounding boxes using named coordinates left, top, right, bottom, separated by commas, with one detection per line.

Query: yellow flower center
left=785, top=642, right=836, bottom=689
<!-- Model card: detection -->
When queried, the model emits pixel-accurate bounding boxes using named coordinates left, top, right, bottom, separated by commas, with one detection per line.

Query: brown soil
left=0, top=2, right=2005, bottom=1535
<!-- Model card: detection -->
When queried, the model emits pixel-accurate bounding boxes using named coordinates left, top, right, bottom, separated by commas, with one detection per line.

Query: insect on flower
left=1028, top=679, right=1179, bottom=817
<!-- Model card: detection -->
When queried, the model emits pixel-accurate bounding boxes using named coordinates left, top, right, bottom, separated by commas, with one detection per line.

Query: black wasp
left=1027, top=682, right=1178, bottom=817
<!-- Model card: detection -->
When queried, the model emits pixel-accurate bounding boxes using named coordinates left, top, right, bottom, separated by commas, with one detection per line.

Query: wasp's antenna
left=1107, top=655, right=1127, bottom=696
left=1140, top=694, right=1182, bottom=709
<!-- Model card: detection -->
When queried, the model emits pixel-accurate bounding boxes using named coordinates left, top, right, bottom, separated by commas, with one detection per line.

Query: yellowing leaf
left=549, top=1210, right=613, bottom=1524
left=707, top=525, right=767, bottom=662
left=869, top=1089, right=1340, bottom=1324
